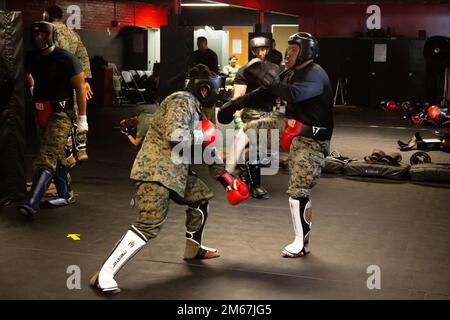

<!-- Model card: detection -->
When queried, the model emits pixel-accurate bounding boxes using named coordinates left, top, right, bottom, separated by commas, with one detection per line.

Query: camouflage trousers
left=34, top=111, right=73, bottom=173
left=133, top=174, right=214, bottom=240
left=238, top=109, right=330, bottom=197
left=240, top=109, right=286, bottom=152
left=287, top=136, right=330, bottom=198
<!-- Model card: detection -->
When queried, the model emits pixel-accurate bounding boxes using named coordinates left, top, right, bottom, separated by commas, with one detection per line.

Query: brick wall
left=6, top=0, right=168, bottom=31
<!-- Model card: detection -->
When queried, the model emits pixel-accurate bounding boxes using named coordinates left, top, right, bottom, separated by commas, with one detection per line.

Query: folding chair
left=121, top=70, right=146, bottom=104
left=112, top=75, right=124, bottom=106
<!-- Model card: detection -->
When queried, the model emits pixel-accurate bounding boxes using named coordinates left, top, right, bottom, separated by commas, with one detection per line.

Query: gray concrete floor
left=1, top=106, right=449, bottom=300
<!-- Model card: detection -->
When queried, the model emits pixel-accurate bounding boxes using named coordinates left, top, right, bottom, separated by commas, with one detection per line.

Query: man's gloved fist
left=217, top=172, right=249, bottom=205
left=280, top=119, right=302, bottom=152
left=77, top=115, right=88, bottom=132
left=244, top=58, right=280, bottom=88
left=193, top=119, right=218, bottom=147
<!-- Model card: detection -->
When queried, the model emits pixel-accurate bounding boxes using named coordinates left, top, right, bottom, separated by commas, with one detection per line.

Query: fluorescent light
left=181, top=3, right=230, bottom=7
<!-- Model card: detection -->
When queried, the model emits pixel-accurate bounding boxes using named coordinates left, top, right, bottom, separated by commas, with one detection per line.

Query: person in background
left=188, top=36, right=219, bottom=75
left=222, top=55, right=241, bottom=85
left=267, top=38, right=283, bottom=66
left=227, top=36, right=279, bottom=200
left=43, top=5, right=92, bottom=165
left=19, top=21, right=87, bottom=217
left=188, top=37, right=220, bottom=124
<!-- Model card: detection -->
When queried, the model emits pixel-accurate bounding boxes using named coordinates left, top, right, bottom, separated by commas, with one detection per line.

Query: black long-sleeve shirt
left=218, top=62, right=333, bottom=129
left=271, top=63, right=334, bottom=129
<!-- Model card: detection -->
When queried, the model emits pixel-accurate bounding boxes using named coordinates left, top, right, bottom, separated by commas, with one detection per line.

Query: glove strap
left=217, top=172, right=234, bottom=190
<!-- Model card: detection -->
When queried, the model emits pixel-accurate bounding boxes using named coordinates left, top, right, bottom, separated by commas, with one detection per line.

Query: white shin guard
left=97, top=225, right=147, bottom=292
left=283, top=197, right=312, bottom=256
left=225, top=128, right=249, bottom=173
left=185, top=203, right=219, bottom=259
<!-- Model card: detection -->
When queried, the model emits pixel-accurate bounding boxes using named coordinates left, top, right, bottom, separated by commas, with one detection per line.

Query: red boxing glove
left=194, top=119, right=218, bottom=147
left=217, top=172, right=249, bottom=205
left=280, top=119, right=302, bottom=152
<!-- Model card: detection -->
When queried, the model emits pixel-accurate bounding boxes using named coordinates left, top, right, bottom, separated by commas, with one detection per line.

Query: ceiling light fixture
left=181, top=3, right=230, bottom=7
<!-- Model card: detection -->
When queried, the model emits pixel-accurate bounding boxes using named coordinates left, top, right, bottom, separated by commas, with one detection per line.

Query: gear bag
left=323, top=150, right=355, bottom=174
left=344, top=149, right=410, bottom=180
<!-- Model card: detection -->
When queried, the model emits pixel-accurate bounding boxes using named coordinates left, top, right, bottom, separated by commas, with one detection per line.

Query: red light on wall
left=134, top=4, right=168, bottom=28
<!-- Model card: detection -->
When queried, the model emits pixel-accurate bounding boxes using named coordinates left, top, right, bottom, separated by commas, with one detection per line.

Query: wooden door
left=223, top=26, right=253, bottom=68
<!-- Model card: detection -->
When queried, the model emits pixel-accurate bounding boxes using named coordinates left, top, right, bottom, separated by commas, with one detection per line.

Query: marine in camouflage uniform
left=130, top=91, right=225, bottom=242
left=44, top=6, right=92, bottom=165
left=19, top=21, right=87, bottom=218
left=51, top=21, right=92, bottom=80
left=219, top=32, right=333, bottom=258
left=90, top=65, right=249, bottom=294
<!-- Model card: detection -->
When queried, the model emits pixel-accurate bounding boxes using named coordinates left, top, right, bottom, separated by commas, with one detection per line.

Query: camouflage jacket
left=52, top=21, right=92, bottom=78
left=130, top=91, right=225, bottom=197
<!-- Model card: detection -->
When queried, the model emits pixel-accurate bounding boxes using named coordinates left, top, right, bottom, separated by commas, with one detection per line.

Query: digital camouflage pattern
left=52, top=21, right=91, bottom=78
left=133, top=182, right=170, bottom=240
left=237, top=107, right=330, bottom=197
left=287, top=136, right=330, bottom=198
left=34, top=111, right=73, bottom=173
left=133, top=174, right=214, bottom=240
left=136, top=112, right=154, bottom=139
left=241, top=109, right=286, bottom=149
left=52, top=20, right=91, bottom=151
left=130, top=91, right=225, bottom=198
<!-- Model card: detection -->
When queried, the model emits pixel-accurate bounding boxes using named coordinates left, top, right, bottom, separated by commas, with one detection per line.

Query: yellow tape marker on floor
left=67, top=234, right=81, bottom=241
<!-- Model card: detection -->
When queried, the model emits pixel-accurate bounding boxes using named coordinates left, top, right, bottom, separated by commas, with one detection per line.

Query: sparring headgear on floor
left=250, top=36, right=270, bottom=56
left=186, top=64, right=222, bottom=108
left=31, top=21, right=55, bottom=51
left=288, top=32, right=319, bottom=66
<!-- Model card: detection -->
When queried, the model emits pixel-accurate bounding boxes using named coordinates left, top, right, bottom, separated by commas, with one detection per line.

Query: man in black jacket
left=188, top=36, right=219, bottom=75
left=219, top=32, right=333, bottom=258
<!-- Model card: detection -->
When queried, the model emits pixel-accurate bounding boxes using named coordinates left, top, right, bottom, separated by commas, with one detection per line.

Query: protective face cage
left=288, top=32, right=319, bottom=66
left=31, top=21, right=55, bottom=51
left=250, top=37, right=270, bottom=56
left=187, top=75, right=222, bottom=108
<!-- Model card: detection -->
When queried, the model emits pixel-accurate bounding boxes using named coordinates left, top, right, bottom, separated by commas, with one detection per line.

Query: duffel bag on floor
left=323, top=150, right=354, bottom=174
left=410, top=163, right=450, bottom=181
left=344, top=160, right=410, bottom=180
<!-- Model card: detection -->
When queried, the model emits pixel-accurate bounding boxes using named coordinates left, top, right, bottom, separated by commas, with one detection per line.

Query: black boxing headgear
left=288, top=32, right=319, bottom=66
left=249, top=36, right=270, bottom=56
left=31, top=21, right=55, bottom=51
left=186, top=64, right=222, bottom=108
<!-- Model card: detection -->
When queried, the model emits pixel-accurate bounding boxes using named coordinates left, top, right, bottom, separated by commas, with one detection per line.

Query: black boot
left=18, top=169, right=53, bottom=217
left=246, top=162, right=269, bottom=199
left=46, top=164, right=74, bottom=207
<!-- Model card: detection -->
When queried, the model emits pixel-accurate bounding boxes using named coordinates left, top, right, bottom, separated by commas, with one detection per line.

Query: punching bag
left=0, top=11, right=26, bottom=205
left=424, top=36, right=450, bottom=107
left=423, top=36, right=450, bottom=67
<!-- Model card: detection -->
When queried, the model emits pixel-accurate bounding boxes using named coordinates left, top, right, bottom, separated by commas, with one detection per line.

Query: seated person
left=222, top=55, right=241, bottom=86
